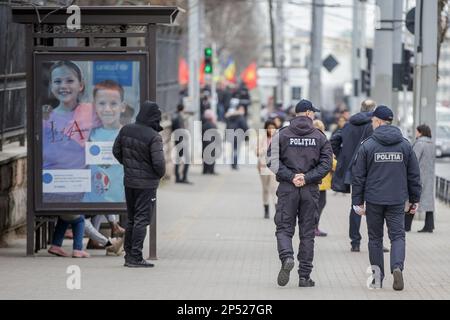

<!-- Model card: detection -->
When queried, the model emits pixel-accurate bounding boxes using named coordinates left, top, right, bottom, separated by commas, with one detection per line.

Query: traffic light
left=361, top=48, right=373, bottom=96
left=402, top=48, right=414, bottom=91
left=361, top=70, right=371, bottom=96
left=204, top=47, right=213, bottom=74
left=394, top=47, right=414, bottom=91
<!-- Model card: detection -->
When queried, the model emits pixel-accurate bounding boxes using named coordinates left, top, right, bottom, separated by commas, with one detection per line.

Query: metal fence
left=0, top=2, right=27, bottom=151
left=156, top=26, right=181, bottom=115
left=436, top=176, right=450, bottom=205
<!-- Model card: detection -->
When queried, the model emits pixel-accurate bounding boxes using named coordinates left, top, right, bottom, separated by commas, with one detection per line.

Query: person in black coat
left=172, top=104, right=192, bottom=184
left=225, top=105, right=249, bottom=170
left=202, top=109, right=220, bottom=174
left=113, top=101, right=166, bottom=268
left=352, top=105, right=421, bottom=290
left=330, top=99, right=377, bottom=252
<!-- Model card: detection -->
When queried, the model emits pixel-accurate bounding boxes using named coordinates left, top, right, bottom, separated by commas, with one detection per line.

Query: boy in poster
left=83, top=80, right=127, bottom=203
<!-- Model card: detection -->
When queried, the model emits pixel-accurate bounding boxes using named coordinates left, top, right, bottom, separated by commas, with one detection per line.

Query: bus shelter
left=11, top=5, right=179, bottom=257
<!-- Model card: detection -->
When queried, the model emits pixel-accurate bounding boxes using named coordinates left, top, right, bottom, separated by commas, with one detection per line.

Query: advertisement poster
left=38, top=58, right=141, bottom=204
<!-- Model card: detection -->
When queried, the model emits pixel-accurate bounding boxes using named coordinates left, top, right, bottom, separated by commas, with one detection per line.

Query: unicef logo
left=43, top=173, right=53, bottom=184
left=89, top=145, right=101, bottom=156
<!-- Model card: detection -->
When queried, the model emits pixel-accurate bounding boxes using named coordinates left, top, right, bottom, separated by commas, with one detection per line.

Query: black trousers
left=275, top=184, right=319, bottom=278
left=124, top=187, right=157, bottom=262
left=349, top=207, right=362, bottom=247
left=366, top=202, right=405, bottom=279
left=175, top=164, right=189, bottom=182
left=203, top=162, right=215, bottom=174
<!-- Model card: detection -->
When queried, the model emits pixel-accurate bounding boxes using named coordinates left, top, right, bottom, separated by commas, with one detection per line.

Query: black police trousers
left=366, top=202, right=405, bottom=279
left=124, top=187, right=157, bottom=263
left=275, top=183, right=319, bottom=278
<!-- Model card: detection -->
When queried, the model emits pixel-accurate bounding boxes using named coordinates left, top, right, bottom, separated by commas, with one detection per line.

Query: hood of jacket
left=136, top=101, right=163, bottom=132
left=289, top=116, right=316, bottom=136
left=349, top=112, right=372, bottom=126
left=372, top=125, right=404, bottom=146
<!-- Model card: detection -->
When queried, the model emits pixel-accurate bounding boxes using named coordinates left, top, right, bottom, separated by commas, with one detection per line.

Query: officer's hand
left=293, top=174, right=305, bottom=187
left=353, top=205, right=366, bottom=216
left=409, top=203, right=419, bottom=215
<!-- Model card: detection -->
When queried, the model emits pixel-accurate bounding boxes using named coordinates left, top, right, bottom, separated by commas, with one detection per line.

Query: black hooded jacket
left=267, top=116, right=333, bottom=189
left=330, top=112, right=373, bottom=193
left=351, top=125, right=421, bottom=206
left=113, top=101, right=166, bottom=189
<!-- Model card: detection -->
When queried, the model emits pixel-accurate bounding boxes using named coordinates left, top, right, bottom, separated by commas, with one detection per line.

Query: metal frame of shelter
left=11, top=5, right=179, bottom=257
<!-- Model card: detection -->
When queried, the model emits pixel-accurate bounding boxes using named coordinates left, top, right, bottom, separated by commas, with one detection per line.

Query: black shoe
left=277, top=257, right=294, bottom=286
left=351, top=245, right=360, bottom=252
left=392, top=268, right=404, bottom=291
left=418, top=228, right=433, bottom=233
left=383, top=246, right=390, bottom=253
left=125, top=259, right=154, bottom=268
left=299, top=277, right=315, bottom=287
left=264, top=205, right=269, bottom=219
left=181, top=180, right=194, bottom=185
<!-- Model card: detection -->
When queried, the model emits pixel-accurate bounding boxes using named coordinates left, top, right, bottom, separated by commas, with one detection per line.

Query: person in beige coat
left=257, top=120, right=279, bottom=219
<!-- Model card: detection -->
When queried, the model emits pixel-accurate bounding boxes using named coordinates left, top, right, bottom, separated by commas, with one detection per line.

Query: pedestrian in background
left=331, top=99, right=386, bottom=253
left=313, top=119, right=337, bottom=237
left=172, top=103, right=192, bottom=184
left=405, top=124, right=435, bottom=233
left=256, top=119, right=278, bottom=219
left=226, top=104, right=249, bottom=170
left=352, top=105, right=421, bottom=291
left=113, top=101, right=166, bottom=268
left=202, top=109, right=220, bottom=175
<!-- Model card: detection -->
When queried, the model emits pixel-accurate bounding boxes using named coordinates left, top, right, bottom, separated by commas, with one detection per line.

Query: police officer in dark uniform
left=352, top=106, right=421, bottom=291
left=268, top=99, right=333, bottom=287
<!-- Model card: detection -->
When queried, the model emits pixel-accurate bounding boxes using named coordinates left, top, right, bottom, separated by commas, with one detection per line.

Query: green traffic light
left=205, top=64, right=212, bottom=74
left=205, top=48, right=212, bottom=57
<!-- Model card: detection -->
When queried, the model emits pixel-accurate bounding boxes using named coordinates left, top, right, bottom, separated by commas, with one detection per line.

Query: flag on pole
left=178, top=58, right=189, bottom=86
left=224, top=59, right=237, bottom=83
left=200, top=60, right=205, bottom=86
left=240, top=62, right=258, bottom=90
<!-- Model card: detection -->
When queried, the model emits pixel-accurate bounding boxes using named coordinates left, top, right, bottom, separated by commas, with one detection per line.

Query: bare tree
left=72, top=0, right=265, bottom=73
left=204, top=0, right=265, bottom=72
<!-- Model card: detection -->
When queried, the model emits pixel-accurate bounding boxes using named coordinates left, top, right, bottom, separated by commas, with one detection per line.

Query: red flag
left=178, top=58, right=189, bottom=86
left=199, top=60, right=205, bottom=86
left=178, top=58, right=206, bottom=86
left=240, top=62, right=258, bottom=90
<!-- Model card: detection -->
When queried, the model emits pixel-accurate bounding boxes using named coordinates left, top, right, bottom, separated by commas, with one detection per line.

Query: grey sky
left=281, top=0, right=377, bottom=40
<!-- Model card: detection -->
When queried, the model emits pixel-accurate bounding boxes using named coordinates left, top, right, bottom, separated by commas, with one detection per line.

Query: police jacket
left=330, top=112, right=373, bottom=193
left=113, top=101, right=166, bottom=189
left=351, top=125, right=421, bottom=206
left=267, top=116, right=333, bottom=186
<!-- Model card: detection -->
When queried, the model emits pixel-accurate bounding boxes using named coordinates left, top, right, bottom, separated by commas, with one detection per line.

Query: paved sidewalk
left=1, top=164, right=450, bottom=300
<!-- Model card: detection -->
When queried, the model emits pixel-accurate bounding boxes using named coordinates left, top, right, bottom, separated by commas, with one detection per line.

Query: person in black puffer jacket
left=330, top=99, right=376, bottom=252
left=113, top=101, right=165, bottom=268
